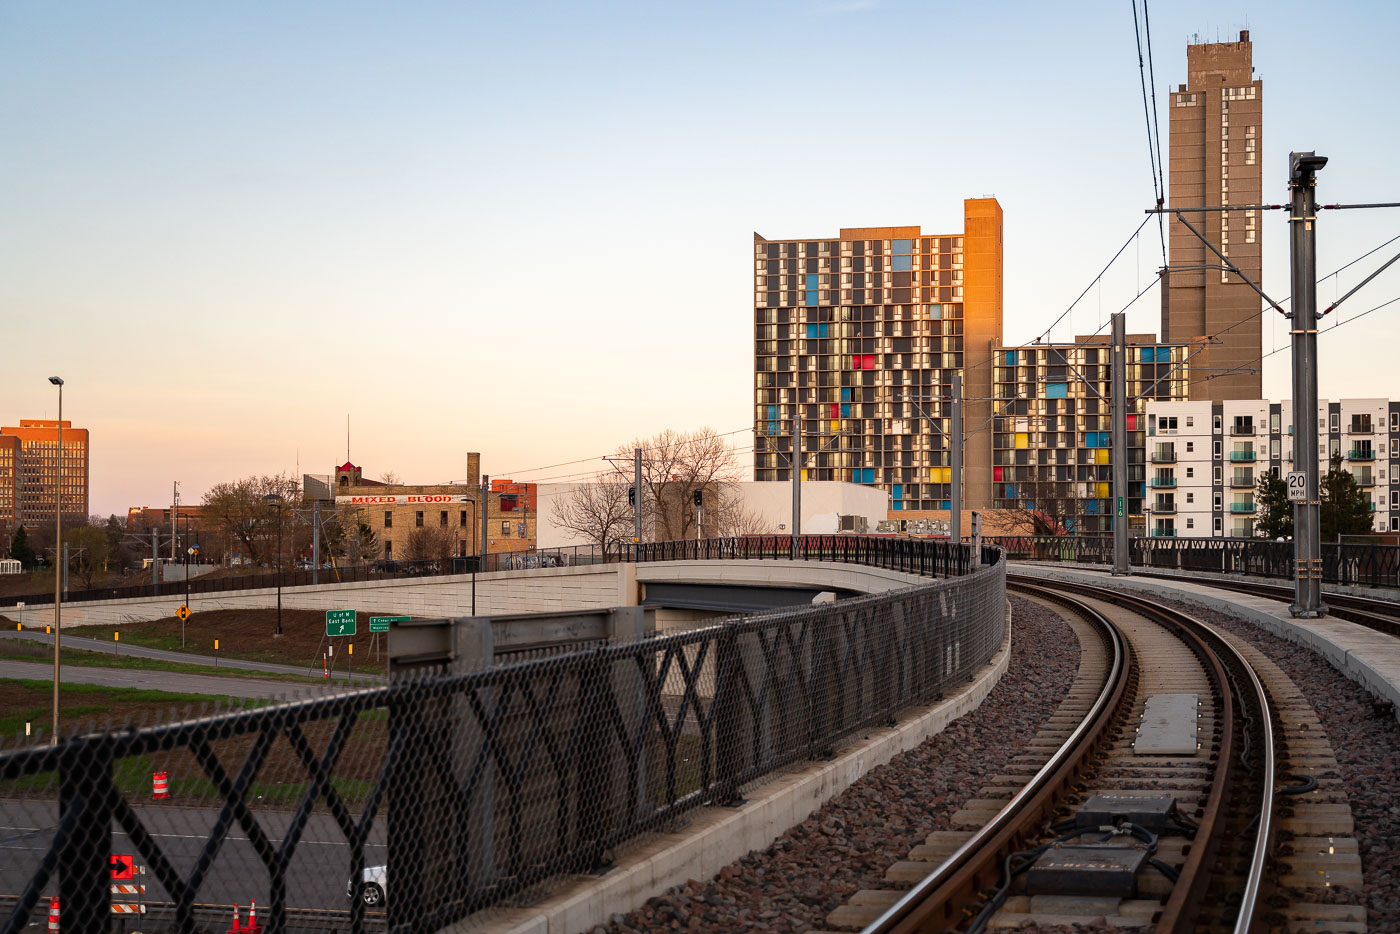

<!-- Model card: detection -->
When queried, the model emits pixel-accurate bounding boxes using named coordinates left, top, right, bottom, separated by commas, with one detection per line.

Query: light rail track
left=845, top=577, right=1291, bottom=933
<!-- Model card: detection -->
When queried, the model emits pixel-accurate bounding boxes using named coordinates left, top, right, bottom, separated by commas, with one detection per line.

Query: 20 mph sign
left=1286, top=471, right=1307, bottom=503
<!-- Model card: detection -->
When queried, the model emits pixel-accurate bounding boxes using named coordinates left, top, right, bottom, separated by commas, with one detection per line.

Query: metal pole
left=50, top=380, right=62, bottom=745
left=274, top=504, right=283, bottom=637
left=61, top=542, right=69, bottom=596
left=171, top=481, right=178, bottom=566
left=633, top=449, right=643, bottom=546
left=480, top=473, right=490, bottom=569
left=951, top=373, right=963, bottom=545
left=791, top=417, right=802, bottom=559
left=1289, top=151, right=1328, bottom=617
left=152, top=529, right=159, bottom=595
left=312, top=499, right=320, bottom=585
left=1112, top=312, right=1129, bottom=575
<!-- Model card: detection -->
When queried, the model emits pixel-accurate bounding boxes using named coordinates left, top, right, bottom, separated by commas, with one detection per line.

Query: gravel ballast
left=1148, top=597, right=1400, bottom=930
left=600, top=595, right=1081, bottom=934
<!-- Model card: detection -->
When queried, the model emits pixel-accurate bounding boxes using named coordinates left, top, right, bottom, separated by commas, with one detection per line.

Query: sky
left=3, top=0, right=1398, bottom=518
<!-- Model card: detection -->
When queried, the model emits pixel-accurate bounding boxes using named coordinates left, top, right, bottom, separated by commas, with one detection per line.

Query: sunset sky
left=3, top=0, right=1398, bottom=517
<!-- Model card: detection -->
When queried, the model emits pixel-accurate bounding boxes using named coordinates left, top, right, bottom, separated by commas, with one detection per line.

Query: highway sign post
left=368, top=615, right=404, bottom=661
left=325, top=609, right=356, bottom=637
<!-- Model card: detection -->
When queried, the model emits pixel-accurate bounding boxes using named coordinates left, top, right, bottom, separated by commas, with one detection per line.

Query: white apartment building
left=1145, top=399, right=1399, bottom=537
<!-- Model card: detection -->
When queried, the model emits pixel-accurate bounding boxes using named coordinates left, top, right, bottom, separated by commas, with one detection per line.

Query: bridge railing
left=989, top=534, right=1400, bottom=588
left=0, top=536, right=1005, bottom=933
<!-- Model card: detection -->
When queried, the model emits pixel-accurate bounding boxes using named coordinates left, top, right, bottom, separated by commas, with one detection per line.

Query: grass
left=0, top=678, right=261, bottom=737
left=0, top=641, right=330, bottom=684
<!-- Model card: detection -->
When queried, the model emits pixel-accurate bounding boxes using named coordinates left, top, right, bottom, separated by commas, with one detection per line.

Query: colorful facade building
left=0, top=419, right=90, bottom=533
left=991, top=335, right=1191, bottom=533
left=752, top=198, right=1003, bottom=512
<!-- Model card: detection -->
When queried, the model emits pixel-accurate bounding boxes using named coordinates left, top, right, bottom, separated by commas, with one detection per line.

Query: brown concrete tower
left=1162, top=30, right=1263, bottom=401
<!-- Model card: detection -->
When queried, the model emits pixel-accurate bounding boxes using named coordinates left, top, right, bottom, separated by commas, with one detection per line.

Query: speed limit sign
left=1286, top=471, right=1306, bottom=503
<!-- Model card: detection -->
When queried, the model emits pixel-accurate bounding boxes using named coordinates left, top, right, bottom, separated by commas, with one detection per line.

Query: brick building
left=0, top=419, right=90, bottom=535
left=330, top=453, right=537, bottom=559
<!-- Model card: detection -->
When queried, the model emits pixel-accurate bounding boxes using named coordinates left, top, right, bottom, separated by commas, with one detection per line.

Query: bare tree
left=378, top=470, right=402, bottom=485
left=404, top=525, right=456, bottom=561
left=201, top=474, right=300, bottom=565
left=550, top=472, right=634, bottom=549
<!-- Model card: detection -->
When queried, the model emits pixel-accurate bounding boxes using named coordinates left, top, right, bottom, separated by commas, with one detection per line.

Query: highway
left=0, top=659, right=311, bottom=700
left=0, top=799, right=386, bottom=912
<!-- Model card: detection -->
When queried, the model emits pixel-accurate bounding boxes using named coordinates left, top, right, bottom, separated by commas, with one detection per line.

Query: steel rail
left=861, top=582, right=1130, bottom=934
left=1033, top=577, right=1274, bottom=934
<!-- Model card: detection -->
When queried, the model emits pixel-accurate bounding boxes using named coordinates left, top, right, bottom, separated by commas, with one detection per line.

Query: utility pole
left=951, top=373, right=963, bottom=544
left=633, top=449, right=643, bottom=546
left=151, top=529, right=160, bottom=596
left=791, top=417, right=802, bottom=559
left=171, top=481, right=179, bottom=565
left=480, top=473, right=491, bottom=570
left=1112, top=312, right=1129, bottom=575
left=312, top=499, right=321, bottom=585
left=62, top=542, right=69, bottom=595
left=1289, top=152, right=1328, bottom=618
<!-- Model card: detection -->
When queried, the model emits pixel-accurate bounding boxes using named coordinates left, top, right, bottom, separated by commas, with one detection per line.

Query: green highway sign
left=369, top=615, right=407, bottom=633
left=325, top=609, right=357, bottom=637
left=1116, top=496, right=1125, bottom=518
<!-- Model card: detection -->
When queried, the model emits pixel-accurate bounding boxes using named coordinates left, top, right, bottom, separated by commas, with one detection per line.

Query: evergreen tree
left=9, top=527, right=36, bottom=569
left=1320, top=452, right=1375, bottom=540
left=1254, top=472, right=1293, bottom=539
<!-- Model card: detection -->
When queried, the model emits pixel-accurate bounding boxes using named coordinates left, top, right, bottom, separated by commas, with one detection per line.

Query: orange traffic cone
left=246, top=899, right=260, bottom=933
left=47, top=896, right=59, bottom=932
left=228, top=903, right=241, bottom=932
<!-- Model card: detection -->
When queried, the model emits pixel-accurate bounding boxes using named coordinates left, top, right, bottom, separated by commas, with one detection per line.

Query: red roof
left=338, top=462, right=358, bottom=471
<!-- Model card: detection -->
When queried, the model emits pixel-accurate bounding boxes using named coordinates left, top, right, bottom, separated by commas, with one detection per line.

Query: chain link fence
left=0, top=537, right=1004, bottom=933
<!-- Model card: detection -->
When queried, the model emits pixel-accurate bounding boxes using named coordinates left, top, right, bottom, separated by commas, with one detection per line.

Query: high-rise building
left=0, top=435, right=19, bottom=547
left=1162, top=30, right=1263, bottom=402
left=752, top=199, right=1003, bottom=514
left=0, top=419, right=90, bottom=531
left=991, top=335, right=1191, bottom=533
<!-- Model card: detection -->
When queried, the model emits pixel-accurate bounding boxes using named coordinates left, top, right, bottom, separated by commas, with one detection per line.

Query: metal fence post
left=58, top=739, right=114, bottom=930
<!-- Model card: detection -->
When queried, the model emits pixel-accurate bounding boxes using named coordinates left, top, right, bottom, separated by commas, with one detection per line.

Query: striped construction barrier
left=111, top=883, right=146, bottom=914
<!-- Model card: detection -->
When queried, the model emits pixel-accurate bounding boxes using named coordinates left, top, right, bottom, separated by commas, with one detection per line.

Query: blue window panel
left=892, top=484, right=903, bottom=498
left=819, top=323, right=829, bottom=338
left=1086, top=500, right=1099, bottom=514
left=767, top=405, right=777, bottom=418
left=767, top=421, right=778, bottom=435
left=892, top=501, right=903, bottom=511
left=841, top=404, right=851, bottom=417
left=1140, top=347, right=1154, bottom=363
left=1004, top=350, right=1016, bottom=365
left=892, top=254, right=912, bottom=271
left=806, top=324, right=819, bottom=339
left=805, top=290, right=818, bottom=306
left=865, top=468, right=876, bottom=484
left=841, top=387, right=852, bottom=402
left=1156, top=346, right=1170, bottom=362
left=1065, top=519, right=1076, bottom=532
left=1006, top=484, right=1017, bottom=498
left=806, top=274, right=818, bottom=290
left=930, top=304, right=942, bottom=319
left=1047, top=382, right=1068, bottom=399
left=892, top=238, right=912, bottom=253
left=941, top=500, right=951, bottom=510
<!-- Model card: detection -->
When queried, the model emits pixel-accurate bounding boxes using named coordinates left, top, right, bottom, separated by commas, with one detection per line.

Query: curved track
left=858, top=576, right=1279, bottom=934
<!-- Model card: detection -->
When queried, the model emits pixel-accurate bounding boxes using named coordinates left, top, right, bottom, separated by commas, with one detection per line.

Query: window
left=440, top=510, right=448, bottom=528
left=1213, top=414, right=1222, bottom=432
left=1392, top=411, right=1399, bottom=433
left=459, top=541, right=467, bottom=557
left=1187, top=441, right=1194, bottom=453
left=501, top=521, right=511, bottom=536
left=1270, top=412, right=1280, bottom=432
left=460, top=510, right=468, bottom=527
left=1214, top=516, right=1223, bottom=534
left=1271, top=440, right=1281, bottom=459
left=1213, top=492, right=1223, bottom=510
left=1212, top=440, right=1220, bottom=458
left=1330, top=412, right=1340, bottom=432
left=384, top=541, right=393, bottom=559
left=415, top=511, right=424, bottom=527
left=1186, top=467, right=1194, bottom=478
left=1186, top=416, right=1194, bottom=427
left=1213, top=466, right=1222, bottom=484
left=1160, top=416, right=1178, bottom=432
left=1187, top=518, right=1194, bottom=529
left=1187, top=492, right=1194, bottom=503
left=384, top=511, right=392, bottom=529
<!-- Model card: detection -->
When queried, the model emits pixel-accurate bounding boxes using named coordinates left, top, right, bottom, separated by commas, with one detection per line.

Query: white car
left=348, top=865, right=387, bottom=907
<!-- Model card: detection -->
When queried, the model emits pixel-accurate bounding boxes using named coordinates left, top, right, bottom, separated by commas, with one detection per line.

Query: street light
left=48, top=376, right=63, bottom=745
left=264, top=493, right=284, bottom=638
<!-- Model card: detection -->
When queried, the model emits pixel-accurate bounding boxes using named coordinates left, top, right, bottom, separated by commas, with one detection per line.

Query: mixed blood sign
left=335, top=494, right=473, bottom=505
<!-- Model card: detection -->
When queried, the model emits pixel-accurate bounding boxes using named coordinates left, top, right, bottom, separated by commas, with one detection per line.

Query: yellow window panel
left=831, top=419, right=839, bottom=432
left=1015, top=433, right=1028, bottom=449
left=1096, top=449, right=1110, bottom=465
left=1097, top=482, right=1110, bottom=498
left=800, top=469, right=808, bottom=481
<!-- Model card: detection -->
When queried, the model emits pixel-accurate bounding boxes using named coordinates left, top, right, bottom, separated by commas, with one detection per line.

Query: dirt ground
left=67, top=608, right=388, bottom=674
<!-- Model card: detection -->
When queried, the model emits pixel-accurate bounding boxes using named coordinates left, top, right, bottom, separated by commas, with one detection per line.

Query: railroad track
left=822, top=577, right=1365, bottom=933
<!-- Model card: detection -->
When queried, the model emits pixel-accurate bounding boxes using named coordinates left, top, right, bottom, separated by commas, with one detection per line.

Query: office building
left=752, top=199, right=1003, bottom=513
left=1162, top=30, right=1264, bottom=402
left=991, top=335, right=1191, bottom=533
left=0, top=419, right=90, bottom=532
left=1144, top=398, right=1398, bottom=535
left=0, top=435, right=18, bottom=548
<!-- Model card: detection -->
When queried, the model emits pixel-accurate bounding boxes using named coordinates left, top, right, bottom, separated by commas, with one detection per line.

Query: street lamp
left=264, top=493, right=284, bottom=638
left=48, top=376, right=63, bottom=745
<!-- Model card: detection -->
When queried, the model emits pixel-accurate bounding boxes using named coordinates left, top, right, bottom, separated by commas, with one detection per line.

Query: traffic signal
left=628, top=486, right=636, bottom=506
left=693, top=489, right=703, bottom=507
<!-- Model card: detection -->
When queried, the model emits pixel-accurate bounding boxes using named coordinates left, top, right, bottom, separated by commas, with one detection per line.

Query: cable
left=1205, top=294, right=1400, bottom=382
left=1134, top=0, right=1168, bottom=269
left=1030, top=216, right=1153, bottom=348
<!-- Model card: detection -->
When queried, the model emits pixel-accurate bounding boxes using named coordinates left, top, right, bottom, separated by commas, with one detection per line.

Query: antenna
left=346, top=414, right=350, bottom=463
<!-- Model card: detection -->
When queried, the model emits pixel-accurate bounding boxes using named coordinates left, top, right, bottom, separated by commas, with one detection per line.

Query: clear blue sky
left=3, top=0, right=1398, bottom=516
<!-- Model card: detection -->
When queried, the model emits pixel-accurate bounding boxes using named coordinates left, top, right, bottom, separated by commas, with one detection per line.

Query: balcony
left=1151, top=502, right=1177, bottom=515
left=1353, top=473, right=1375, bottom=488
left=1348, top=449, right=1375, bottom=461
left=1230, top=424, right=1256, bottom=436
left=1230, top=474, right=1257, bottom=488
left=1150, top=477, right=1177, bottom=488
left=1229, top=451, right=1257, bottom=462
left=1349, top=420, right=1373, bottom=435
left=1151, top=450, right=1177, bottom=464
left=1150, top=528, right=1178, bottom=537
left=1230, top=502, right=1257, bottom=514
